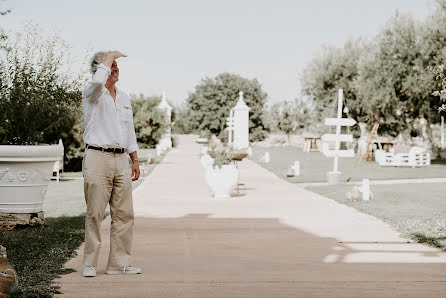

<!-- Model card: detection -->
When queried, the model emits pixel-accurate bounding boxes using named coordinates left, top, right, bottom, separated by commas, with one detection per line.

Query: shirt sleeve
left=126, top=113, right=139, bottom=154
left=83, top=63, right=110, bottom=102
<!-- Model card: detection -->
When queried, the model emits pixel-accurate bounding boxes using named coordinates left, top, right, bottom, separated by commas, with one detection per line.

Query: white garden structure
left=157, top=91, right=173, bottom=152
left=321, top=89, right=356, bottom=184
left=375, top=146, right=430, bottom=167
left=51, top=139, right=64, bottom=183
left=227, top=91, right=250, bottom=150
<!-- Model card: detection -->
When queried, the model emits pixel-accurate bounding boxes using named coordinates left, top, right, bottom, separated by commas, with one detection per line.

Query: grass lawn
left=1, top=216, right=85, bottom=297
left=251, top=145, right=446, bottom=250
left=251, top=146, right=446, bottom=183
left=307, top=183, right=446, bottom=249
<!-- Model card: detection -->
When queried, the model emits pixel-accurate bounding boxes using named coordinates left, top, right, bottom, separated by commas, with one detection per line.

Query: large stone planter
left=0, top=144, right=63, bottom=217
left=205, top=165, right=239, bottom=198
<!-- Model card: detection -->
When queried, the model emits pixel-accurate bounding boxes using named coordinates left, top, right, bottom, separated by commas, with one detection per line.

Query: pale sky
left=0, top=0, right=436, bottom=106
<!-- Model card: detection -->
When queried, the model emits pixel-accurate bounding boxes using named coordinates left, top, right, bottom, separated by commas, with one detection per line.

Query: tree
left=268, top=99, right=314, bottom=144
left=130, top=94, right=167, bottom=148
left=185, top=73, right=269, bottom=142
left=0, top=23, right=87, bottom=170
left=423, top=1, right=446, bottom=114
left=0, top=24, right=83, bottom=144
left=301, top=10, right=446, bottom=143
left=356, top=13, right=420, bottom=135
left=172, top=103, right=195, bottom=134
left=301, top=38, right=363, bottom=124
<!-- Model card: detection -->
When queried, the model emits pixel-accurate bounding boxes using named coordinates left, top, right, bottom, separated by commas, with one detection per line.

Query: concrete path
left=57, top=135, right=446, bottom=297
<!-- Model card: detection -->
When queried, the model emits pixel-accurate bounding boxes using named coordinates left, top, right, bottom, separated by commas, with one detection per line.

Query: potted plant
left=0, top=24, right=83, bottom=225
left=205, top=147, right=239, bottom=198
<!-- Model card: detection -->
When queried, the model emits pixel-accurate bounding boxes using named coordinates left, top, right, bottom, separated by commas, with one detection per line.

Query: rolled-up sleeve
left=126, top=115, right=139, bottom=154
left=83, top=64, right=110, bottom=102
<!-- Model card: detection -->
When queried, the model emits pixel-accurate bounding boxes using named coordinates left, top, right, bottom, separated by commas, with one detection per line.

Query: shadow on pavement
left=59, top=213, right=446, bottom=297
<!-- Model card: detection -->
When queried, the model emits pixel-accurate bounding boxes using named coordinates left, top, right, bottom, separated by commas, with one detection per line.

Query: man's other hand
left=131, top=161, right=140, bottom=181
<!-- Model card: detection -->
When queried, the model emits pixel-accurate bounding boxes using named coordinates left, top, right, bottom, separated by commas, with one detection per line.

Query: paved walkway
left=57, top=135, right=446, bottom=297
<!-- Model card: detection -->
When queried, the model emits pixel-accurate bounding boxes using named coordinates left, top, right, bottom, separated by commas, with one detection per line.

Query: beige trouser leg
left=82, top=149, right=134, bottom=268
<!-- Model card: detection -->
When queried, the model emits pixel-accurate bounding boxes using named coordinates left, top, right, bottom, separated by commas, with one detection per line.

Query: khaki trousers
left=82, top=148, right=134, bottom=268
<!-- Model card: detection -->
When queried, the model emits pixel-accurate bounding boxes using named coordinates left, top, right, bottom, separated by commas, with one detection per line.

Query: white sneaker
left=105, top=266, right=142, bottom=275
left=83, top=266, right=96, bottom=277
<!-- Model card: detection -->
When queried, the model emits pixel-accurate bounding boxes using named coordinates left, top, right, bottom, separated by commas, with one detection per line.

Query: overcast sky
left=0, top=0, right=436, bottom=106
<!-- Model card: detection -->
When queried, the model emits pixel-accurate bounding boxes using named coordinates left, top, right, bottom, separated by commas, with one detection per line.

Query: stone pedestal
left=327, top=171, right=342, bottom=185
left=0, top=212, right=44, bottom=230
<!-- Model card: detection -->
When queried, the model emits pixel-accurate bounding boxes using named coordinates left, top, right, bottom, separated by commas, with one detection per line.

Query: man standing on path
left=81, top=51, right=141, bottom=277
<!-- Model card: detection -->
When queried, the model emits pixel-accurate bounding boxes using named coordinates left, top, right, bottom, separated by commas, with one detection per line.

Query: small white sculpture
left=292, top=161, right=300, bottom=176
left=247, top=147, right=253, bottom=156
left=358, top=178, right=373, bottom=201
left=264, top=152, right=270, bottom=163
left=156, top=145, right=162, bottom=156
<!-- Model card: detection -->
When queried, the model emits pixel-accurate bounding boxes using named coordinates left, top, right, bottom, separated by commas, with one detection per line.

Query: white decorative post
left=360, top=179, right=371, bottom=201
left=441, top=116, right=445, bottom=150
left=158, top=91, right=173, bottom=151
left=231, top=91, right=250, bottom=150
left=264, top=152, right=270, bottom=163
left=226, top=110, right=235, bottom=146
left=322, top=89, right=356, bottom=184
left=292, top=161, right=300, bottom=176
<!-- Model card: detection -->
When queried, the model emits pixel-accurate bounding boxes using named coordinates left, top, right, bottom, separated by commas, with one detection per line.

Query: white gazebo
left=227, top=91, right=250, bottom=150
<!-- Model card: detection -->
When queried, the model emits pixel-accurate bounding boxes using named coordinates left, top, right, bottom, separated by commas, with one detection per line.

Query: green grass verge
left=307, top=183, right=446, bottom=249
left=1, top=216, right=85, bottom=297
left=251, top=146, right=446, bottom=183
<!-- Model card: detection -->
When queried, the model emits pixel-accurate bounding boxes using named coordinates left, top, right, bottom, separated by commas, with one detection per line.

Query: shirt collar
left=104, top=85, right=120, bottom=95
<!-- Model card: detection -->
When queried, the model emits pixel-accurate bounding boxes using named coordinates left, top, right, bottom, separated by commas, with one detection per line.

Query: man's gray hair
left=89, top=51, right=111, bottom=74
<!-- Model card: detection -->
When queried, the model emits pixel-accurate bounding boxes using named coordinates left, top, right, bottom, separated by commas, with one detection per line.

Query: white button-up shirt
left=82, top=63, right=138, bottom=154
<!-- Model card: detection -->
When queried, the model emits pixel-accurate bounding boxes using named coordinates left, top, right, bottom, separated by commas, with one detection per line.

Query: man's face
left=106, top=59, right=119, bottom=84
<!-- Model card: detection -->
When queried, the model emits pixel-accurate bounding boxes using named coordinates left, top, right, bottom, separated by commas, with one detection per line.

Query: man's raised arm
left=84, top=51, right=127, bottom=102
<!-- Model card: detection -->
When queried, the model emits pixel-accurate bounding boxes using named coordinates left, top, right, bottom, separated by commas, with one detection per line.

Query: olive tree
left=185, top=73, right=269, bottom=141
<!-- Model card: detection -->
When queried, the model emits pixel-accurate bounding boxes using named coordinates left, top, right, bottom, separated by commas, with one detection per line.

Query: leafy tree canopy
left=185, top=73, right=269, bottom=142
left=301, top=8, right=446, bottom=138
left=130, top=94, right=167, bottom=148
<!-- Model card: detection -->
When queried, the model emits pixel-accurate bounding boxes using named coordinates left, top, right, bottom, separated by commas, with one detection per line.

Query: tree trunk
left=357, top=122, right=369, bottom=155
left=424, top=118, right=436, bottom=158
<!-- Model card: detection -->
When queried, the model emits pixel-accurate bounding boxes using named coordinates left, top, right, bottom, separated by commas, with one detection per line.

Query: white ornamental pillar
left=441, top=116, right=445, bottom=150
left=226, top=110, right=234, bottom=146
left=158, top=91, right=172, bottom=150
left=232, top=91, right=250, bottom=150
